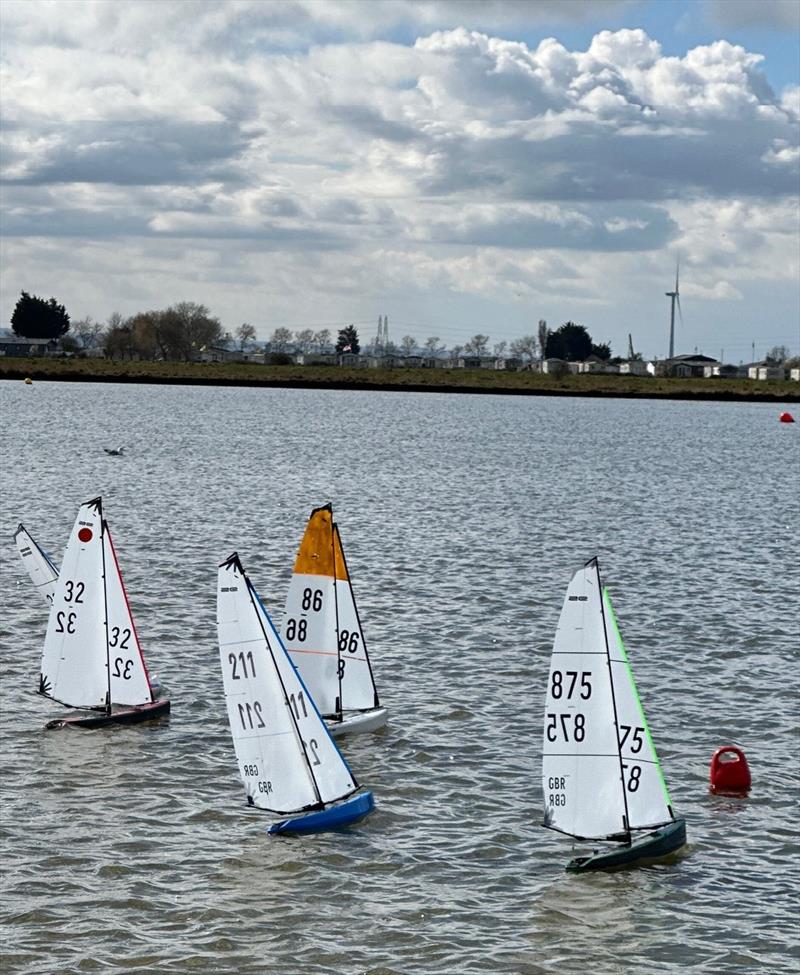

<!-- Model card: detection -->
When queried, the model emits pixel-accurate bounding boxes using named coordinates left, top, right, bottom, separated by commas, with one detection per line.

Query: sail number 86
left=551, top=670, right=592, bottom=700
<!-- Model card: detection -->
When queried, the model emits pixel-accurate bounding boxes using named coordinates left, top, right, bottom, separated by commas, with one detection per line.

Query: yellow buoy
left=24, top=377, right=33, bottom=384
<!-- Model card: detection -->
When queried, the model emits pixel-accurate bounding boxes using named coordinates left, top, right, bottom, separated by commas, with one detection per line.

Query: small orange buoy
left=779, top=412, right=794, bottom=423
left=710, top=745, right=751, bottom=795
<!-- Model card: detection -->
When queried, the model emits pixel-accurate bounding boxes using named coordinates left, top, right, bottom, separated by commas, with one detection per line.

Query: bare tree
left=493, top=340, right=507, bottom=357
left=295, top=328, right=315, bottom=352
left=237, top=323, right=256, bottom=350
left=510, top=334, right=538, bottom=363
left=313, top=328, right=331, bottom=352
left=424, top=336, right=443, bottom=354
left=400, top=335, right=416, bottom=355
left=72, top=316, right=105, bottom=351
left=270, top=327, right=293, bottom=352
left=464, top=334, right=490, bottom=356
left=451, top=344, right=464, bottom=360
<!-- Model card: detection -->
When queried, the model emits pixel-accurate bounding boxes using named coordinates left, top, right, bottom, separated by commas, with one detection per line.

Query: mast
left=331, top=516, right=344, bottom=720
left=593, top=558, right=632, bottom=843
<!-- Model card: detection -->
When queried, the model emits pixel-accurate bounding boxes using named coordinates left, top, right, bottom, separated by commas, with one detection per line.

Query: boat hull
left=566, top=819, right=687, bottom=873
left=268, top=790, right=375, bottom=836
left=45, top=698, right=171, bottom=729
left=325, top=707, right=388, bottom=738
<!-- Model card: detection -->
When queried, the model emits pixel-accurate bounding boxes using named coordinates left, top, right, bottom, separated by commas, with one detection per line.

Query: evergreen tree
left=11, top=291, right=70, bottom=339
left=336, top=324, right=360, bottom=354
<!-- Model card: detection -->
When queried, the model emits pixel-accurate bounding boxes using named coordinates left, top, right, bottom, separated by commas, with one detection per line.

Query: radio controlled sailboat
left=281, top=504, right=386, bottom=737
left=14, top=524, right=59, bottom=605
left=542, top=558, right=686, bottom=871
left=217, top=552, right=375, bottom=835
left=36, top=498, right=169, bottom=729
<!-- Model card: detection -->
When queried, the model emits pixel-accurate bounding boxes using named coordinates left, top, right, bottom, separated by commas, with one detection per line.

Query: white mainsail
left=103, top=523, right=153, bottom=706
left=15, top=525, right=59, bottom=606
left=542, top=559, right=675, bottom=842
left=218, top=554, right=358, bottom=814
left=40, top=499, right=108, bottom=709
left=281, top=505, right=339, bottom=715
left=603, top=589, right=674, bottom=830
left=542, top=561, right=626, bottom=839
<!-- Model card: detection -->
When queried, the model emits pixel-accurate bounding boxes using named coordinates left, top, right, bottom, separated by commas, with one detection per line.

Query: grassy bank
left=2, top=355, right=798, bottom=402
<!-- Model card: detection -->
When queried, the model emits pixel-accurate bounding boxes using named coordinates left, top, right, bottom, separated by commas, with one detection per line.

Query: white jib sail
left=282, top=573, right=339, bottom=715
left=335, top=577, right=376, bottom=710
left=15, top=524, right=59, bottom=605
left=40, top=499, right=108, bottom=709
left=542, top=561, right=628, bottom=840
left=103, top=524, right=153, bottom=706
left=218, top=555, right=357, bottom=814
left=603, top=589, right=674, bottom=830
left=334, top=526, right=379, bottom=712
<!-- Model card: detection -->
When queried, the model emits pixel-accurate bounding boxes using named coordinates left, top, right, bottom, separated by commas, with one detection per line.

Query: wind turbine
left=665, top=259, right=682, bottom=359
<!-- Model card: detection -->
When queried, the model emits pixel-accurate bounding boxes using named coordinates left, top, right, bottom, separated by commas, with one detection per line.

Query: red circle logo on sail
left=78, top=528, right=93, bottom=542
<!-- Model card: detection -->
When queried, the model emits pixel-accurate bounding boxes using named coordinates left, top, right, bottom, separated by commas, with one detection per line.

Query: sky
left=1, top=0, right=798, bottom=362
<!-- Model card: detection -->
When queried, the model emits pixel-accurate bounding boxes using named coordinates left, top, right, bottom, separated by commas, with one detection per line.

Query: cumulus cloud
left=0, top=4, right=797, bottom=355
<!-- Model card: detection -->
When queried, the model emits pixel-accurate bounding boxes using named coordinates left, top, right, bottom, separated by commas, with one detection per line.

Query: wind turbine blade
left=675, top=258, right=680, bottom=293
left=677, top=293, right=683, bottom=326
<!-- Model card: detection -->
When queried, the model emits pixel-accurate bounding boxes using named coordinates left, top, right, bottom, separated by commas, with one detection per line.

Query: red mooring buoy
left=779, top=412, right=795, bottom=423
left=710, top=745, right=751, bottom=795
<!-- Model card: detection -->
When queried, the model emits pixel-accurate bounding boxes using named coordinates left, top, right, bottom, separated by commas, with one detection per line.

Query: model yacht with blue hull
left=217, top=552, right=375, bottom=836
left=542, top=558, right=686, bottom=872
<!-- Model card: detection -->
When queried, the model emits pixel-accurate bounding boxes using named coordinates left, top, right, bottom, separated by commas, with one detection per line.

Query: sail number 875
left=551, top=670, right=592, bottom=700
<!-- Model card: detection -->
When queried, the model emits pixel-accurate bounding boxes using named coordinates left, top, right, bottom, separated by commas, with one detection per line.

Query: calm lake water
left=1, top=380, right=798, bottom=975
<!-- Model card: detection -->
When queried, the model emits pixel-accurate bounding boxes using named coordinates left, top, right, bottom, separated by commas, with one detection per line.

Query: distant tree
left=104, top=322, right=134, bottom=360
left=424, top=336, right=443, bottom=354
left=464, top=333, right=490, bottom=356
left=237, top=323, right=256, bottom=350
left=545, top=321, right=593, bottom=361
left=60, top=335, right=81, bottom=353
left=11, top=291, right=70, bottom=340
left=591, top=342, right=612, bottom=360
left=451, top=344, right=464, bottom=360
left=71, top=316, right=105, bottom=351
left=129, top=312, right=161, bottom=360
left=270, top=327, right=293, bottom=352
left=336, top=324, right=360, bottom=354
left=766, top=345, right=790, bottom=363
left=510, top=335, right=537, bottom=363
left=314, top=328, right=331, bottom=352
left=493, top=340, right=507, bottom=357
left=400, top=335, right=416, bottom=355
left=295, top=328, right=315, bottom=352
left=537, top=319, right=549, bottom=361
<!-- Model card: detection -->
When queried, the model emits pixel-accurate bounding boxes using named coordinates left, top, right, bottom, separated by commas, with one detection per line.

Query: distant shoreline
left=2, top=358, right=798, bottom=403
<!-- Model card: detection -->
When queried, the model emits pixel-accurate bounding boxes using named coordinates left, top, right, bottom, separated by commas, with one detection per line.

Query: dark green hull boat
left=566, top=819, right=687, bottom=873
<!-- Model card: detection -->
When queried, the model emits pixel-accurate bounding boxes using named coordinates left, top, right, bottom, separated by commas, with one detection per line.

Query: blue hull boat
left=268, top=791, right=375, bottom=836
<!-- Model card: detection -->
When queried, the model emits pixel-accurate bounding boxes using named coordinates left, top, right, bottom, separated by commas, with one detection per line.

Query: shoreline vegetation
left=2, top=356, right=798, bottom=402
